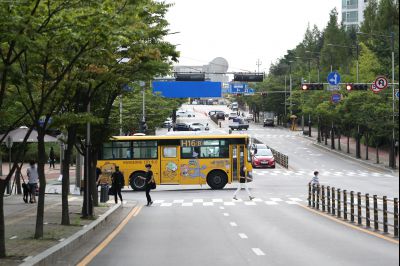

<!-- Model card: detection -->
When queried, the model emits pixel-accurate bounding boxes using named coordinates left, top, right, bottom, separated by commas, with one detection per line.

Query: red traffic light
left=346, top=83, right=353, bottom=91
left=301, top=83, right=324, bottom=90
left=302, top=84, right=309, bottom=90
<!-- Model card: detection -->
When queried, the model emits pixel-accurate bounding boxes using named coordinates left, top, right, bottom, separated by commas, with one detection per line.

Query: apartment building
left=342, top=0, right=369, bottom=30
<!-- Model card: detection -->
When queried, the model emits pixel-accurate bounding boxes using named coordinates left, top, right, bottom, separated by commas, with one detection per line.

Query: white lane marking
left=173, top=200, right=184, bottom=204
left=212, top=199, right=223, bottom=203
left=161, top=203, right=172, bottom=207
left=270, top=198, right=283, bottom=202
left=252, top=248, right=266, bottom=256
left=203, top=202, right=214, bottom=206
left=219, top=206, right=225, bottom=210
left=182, top=203, right=193, bottom=207
left=193, top=199, right=204, bottom=203
left=253, top=198, right=263, bottom=202
left=59, top=238, right=65, bottom=242
left=289, top=198, right=303, bottom=202
left=223, top=213, right=230, bottom=217
left=286, top=201, right=300, bottom=205
left=9, top=236, right=17, bottom=240
left=233, top=198, right=243, bottom=202
left=153, top=200, right=165, bottom=204
left=265, top=201, right=279, bottom=205
left=224, top=202, right=235, bottom=206
left=244, top=201, right=257, bottom=206
left=230, top=222, right=238, bottom=227
left=238, top=233, right=248, bottom=239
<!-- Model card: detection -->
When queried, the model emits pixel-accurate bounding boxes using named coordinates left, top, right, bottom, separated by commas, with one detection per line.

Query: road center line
left=77, top=205, right=143, bottom=266
left=238, top=233, right=248, bottom=239
left=230, top=222, right=237, bottom=227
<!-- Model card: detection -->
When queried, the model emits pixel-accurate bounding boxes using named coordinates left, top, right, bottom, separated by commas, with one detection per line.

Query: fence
left=252, top=138, right=289, bottom=169
left=308, top=184, right=399, bottom=238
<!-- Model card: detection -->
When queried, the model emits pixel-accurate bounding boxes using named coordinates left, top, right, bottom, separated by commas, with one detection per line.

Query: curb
left=20, top=203, right=123, bottom=266
left=311, top=140, right=398, bottom=173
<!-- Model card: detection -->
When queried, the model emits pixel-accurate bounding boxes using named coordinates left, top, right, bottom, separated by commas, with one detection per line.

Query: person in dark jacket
left=49, top=147, right=55, bottom=169
left=111, top=166, right=125, bottom=204
left=233, top=165, right=254, bottom=201
left=139, top=164, right=155, bottom=206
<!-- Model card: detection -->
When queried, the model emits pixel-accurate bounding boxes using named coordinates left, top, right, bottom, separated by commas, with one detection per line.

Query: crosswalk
left=150, top=197, right=305, bottom=207
left=253, top=169, right=394, bottom=178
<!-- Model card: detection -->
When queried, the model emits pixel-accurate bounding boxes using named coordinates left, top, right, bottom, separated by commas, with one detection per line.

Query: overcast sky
left=164, top=0, right=342, bottom=73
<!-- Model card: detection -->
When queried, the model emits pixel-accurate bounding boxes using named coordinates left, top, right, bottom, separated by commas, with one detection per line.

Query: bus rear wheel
left=207, top=171, right=228, bottom=190
left=130, top=172, right=146, bottom=191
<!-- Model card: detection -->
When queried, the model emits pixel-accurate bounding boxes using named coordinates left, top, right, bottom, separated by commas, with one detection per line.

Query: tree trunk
left=0, top=181, right=5, bottom=258
left=325, top=127, right=328, bottom=146
left=365, top=132, right=369, bottom=160
left=331, top=125, right=335, bottom=150
left=34, top=129, right=47, bottom=239
left=338, top=128, right=341, bottom=151
left=347, top=135, right=350, bottom=154
left=91, top=153, right=98, bottom=207
left=376, top=143, right=380, bottom=164
left=317, top=119, right=321, bottom=143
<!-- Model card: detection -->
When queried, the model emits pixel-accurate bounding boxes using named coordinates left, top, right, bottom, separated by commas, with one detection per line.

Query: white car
left=228, top=112, right=238, bottom=120
left=245, top=114, right=254, bottom=122
left=176, top=110, right=196, bottom=118
left=190, top=123, right=210, bottom=131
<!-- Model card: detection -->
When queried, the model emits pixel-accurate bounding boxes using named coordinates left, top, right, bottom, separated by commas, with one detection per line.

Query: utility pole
left=119, top=95, right=123, bottom=136
left=390, top=32, right=396, bottom=168
left=256, top=59, right=262, bottom=73
left=289, top=61, right=293, bottom=115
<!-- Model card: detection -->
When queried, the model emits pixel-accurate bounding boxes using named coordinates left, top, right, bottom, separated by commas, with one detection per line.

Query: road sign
left=331, top=93, right=342, bottom=104
left=370, top=84, right=382, bottom=94
left=374, top=76, right=388, bottom=90
left=327, top=71, right=341, bottom=86
left=396, top=90, right=399, bottom=99
left=327, top=85, right=340, bottom=91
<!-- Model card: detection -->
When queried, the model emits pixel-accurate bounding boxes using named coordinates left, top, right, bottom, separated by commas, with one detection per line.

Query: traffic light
left=234, top=73, right=264, bottom=82
left=175, top=73, right=205, bottom=81
left=261, top=92, right=267, bottom=96
left=346, top=83, right=369, bottom=91
left=301, top=83, right=324, bottom=90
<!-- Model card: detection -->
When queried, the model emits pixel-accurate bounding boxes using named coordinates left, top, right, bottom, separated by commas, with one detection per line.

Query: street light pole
left=119, top=95, right=123, bottom=136
left=289, top=62, right=293, bottom=115
left=391, top=32, right=396, bottom=168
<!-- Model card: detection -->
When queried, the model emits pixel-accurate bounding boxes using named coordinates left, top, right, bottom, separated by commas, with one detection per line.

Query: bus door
left=160, top=146, right=180, bottom=184
left=231, top=145, right=245, bottom=182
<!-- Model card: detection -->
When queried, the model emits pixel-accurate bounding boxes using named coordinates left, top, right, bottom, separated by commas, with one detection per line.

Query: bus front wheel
left=207, top=171, right=228, bottom=190
left=130, top=172, right=146, bottom=191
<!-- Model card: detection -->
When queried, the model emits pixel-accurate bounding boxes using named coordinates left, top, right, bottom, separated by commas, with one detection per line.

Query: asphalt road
left=85, top=104, right=399, bottom=266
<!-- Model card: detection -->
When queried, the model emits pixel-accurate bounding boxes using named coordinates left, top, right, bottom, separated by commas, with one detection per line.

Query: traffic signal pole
left=391, top=32, right=396, bottom=169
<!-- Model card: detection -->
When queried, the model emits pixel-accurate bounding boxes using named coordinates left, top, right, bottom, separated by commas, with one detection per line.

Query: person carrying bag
left=138, top=164, right=155, bottom=206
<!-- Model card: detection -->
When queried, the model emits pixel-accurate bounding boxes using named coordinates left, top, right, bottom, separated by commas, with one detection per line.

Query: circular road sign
left=331, top=93, right=342, bottom=104
left=327, top=71, right=341, bottom=86
left=370, top=84, right=382, bottom=94
left=374, top=76, right=388, bottom=90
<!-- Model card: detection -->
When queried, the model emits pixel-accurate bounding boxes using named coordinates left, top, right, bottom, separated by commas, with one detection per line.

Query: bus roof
left=111, top=133, right=250, bottom=141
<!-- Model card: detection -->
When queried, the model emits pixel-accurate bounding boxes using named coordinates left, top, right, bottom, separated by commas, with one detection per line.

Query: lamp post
left=327, top=43, right=359, bottom=82
left=289, top=61, right=293, bottom=115
left=305, top=51, right=321, bottom=82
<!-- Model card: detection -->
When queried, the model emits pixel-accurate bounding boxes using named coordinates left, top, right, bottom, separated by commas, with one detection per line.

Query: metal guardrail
left=308, top=184, right=399, bottom=238
left=253, top=138, right=289, bottom=169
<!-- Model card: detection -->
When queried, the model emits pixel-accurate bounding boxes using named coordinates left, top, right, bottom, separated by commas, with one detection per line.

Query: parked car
left=250, top=143, right=268, bottom=155
left=214, top=112, right=226, bottom=120
left=208, top=110, right=221, bottom=116
left=229, top=118, right=249, bottom=131
left=173, top=123, right=191, bottom=131
left=263, top=112, right=275, bottom=127
left=190, top=123, right=210, bottom=131
left=176, top=110, right=196, bottom=118
left=228, top=112, right=238, bottom=120
left=252, top=148, right=275, bottom=168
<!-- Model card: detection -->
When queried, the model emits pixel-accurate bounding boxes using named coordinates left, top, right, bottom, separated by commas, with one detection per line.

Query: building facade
left=342, top=0, right=369, bottom=30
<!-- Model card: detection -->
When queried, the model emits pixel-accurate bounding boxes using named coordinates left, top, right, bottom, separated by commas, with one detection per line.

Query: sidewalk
left=298, top=126, right=399, bottom=171
left=1, top=194, right=120, bottom=265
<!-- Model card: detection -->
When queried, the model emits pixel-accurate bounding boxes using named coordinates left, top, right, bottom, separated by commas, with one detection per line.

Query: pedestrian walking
left=309, top=171, right=320, bottom=193
left=233, top=165, right=254, bottom=201
left=111, top=166, right=125, bottom=204
left=26, top=160, right=39, bottom=203
left=138, top=164, right=155, bottom=206
left=49, top=147, right=55, bottom=169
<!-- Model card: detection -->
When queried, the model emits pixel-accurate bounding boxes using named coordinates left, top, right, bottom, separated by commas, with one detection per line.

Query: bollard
left=332, top=187, right=336, bottom=216
left=337, top=189, right=341, bottom=218
left=394, top=198, right=398, bottom=237
left=322, top=186, right=326, bottom=212
left=308, top=183, right=312, bottom=207
left=383, top=196, right=388, bottom=234
left=373, top=195, right=378, bottom=230
left=366, top=194, right=371, bottom=228
left=316, top=185, right=320, bottom=210
left=343, top=190, right=348, bottom=220
left=327, top=186, right=331, bottom=214
left=350, top=191, right=355, bottom=223
left=311, top=184, right=316, bottom=208
left=357, top=192, right=362, bottom=225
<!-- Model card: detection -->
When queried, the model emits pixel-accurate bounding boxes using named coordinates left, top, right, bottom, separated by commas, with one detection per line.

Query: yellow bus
left=97, top=134, right=253, bottom=190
